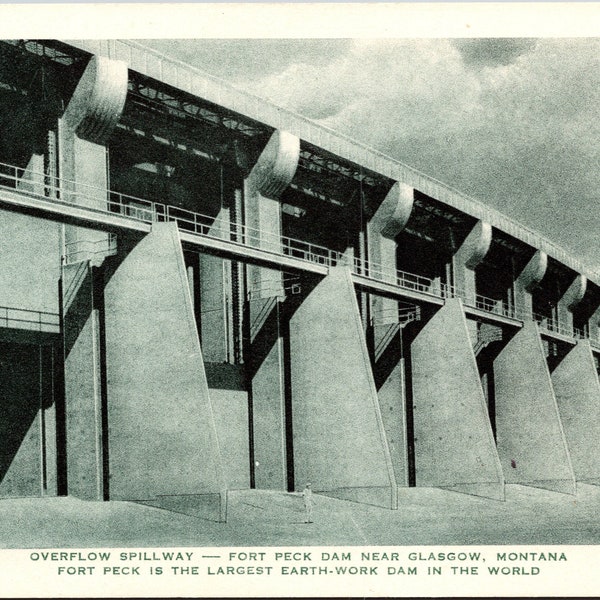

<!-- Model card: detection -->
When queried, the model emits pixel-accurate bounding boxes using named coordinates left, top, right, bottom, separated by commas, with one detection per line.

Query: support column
left=367, top=182, right=414, bottom=487
left=62, top=261, right=104, bottom=500
left=589, top=304, right=600, bottom=346
left=59, top=55, right=127, bottom=264
left=552, top=340, right=600, bottom=485
left=514, top=250, right=547, bottom=320
left=244, top=130, right=299, bottom=490
left=494, top=320, right=575, bottom=494
left=411, top=299, right=504, bottom=500
left=245, top=130, right=299, bottom=295
left=290, top=267, right=398, bottom=508
left=557, top=274, right=586, bottom=334
left=199, top=206, right=233, bottom=363
left=453, top=220, right=492, bottom=306
left=368, top=182, right=414, bottom=328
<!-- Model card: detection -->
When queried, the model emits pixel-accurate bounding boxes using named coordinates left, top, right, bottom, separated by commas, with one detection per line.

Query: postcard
left=0, top=3, right=598, bottom=598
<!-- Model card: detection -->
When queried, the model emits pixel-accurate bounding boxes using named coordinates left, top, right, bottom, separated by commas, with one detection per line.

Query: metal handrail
left=0, top=160, right=342, bottom=270
left=352, top=256, right=437, bottom=296
left=2, top=160, right=598, bottom=343
left=440, top=283, right=464, bottom=300
left=530, top=311, right=585, bottom=340
left=0, top=304, right=60, bottom=332
left=474, top=293, right=516, bottom=319
left=64, top=236, right=118, bottom=265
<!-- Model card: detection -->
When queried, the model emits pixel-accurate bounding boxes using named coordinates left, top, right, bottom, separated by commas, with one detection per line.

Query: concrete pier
left=289, top=267, right=398, bottom=508
left=494, top=320, right=575, bottom=494
left=367, top=182, right=414, bottom=488
left=244, top=130, right=299, bottom=490
left=102, top=223, right=225, bottom=518
left=557, top=273, right=587, bottom=332
left=410, top=298, right=504, bottom=500
left=59, top=55, right=127, bottom=263
left=514, top=250, right=547, bottom=320
left=453, top=220, right=492, bottom=306
left=62, top=261, right=104, bottom=500
left=551, top=340, right=600, bottom=485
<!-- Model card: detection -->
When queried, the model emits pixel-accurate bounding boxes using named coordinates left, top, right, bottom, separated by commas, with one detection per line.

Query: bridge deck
left=0, top=174, right=588, bottom=347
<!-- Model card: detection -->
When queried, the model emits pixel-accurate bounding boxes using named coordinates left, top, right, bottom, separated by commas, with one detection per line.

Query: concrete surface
left=289, top=266, right=397, bottom=508
left=102, top=223, right=225, bottom=502
left=375, top=343, right=409, bottom=488
left=59, top=127, right=112, bottom=255
left=494, top=320, right=576, bottom=494
left=2, top=483, right=600, bottom=548
left=205, top=364, right=251, bottom=491
left=0, top=209, right=60, bottom=313
left=0, top=342, right=43, bottom=498
left=552, top=341, right=600, bottom=484
left=63, top=262, right=103, bottom=500
left=198, top=210, right=231, bottom=363
left=249, top=297, right=288, bottom=490
left=411, top=299, right=504, bottom=500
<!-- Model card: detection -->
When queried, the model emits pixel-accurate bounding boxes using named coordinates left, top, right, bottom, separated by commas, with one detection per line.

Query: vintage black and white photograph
left=0, top=3, right=598, bottom=597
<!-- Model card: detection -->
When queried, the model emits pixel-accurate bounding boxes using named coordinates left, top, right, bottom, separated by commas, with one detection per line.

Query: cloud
left=452, top=39, right=537, bottom=69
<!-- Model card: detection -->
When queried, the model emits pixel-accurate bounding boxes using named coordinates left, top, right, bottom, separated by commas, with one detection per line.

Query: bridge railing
left=352, top=256, right=437, bottom=296
left=529, top=311, right=586, bottom=340
left=0, top=305, right=60, bottom=333
left=63, top=235, right=118, bottom=265
left=439, top=282, right=464, bottom=300
left=0, top=161, right=342, bottom=270
left=474, top=294, right=516, bottom=320
left=0, top=160, right=597, bottom=343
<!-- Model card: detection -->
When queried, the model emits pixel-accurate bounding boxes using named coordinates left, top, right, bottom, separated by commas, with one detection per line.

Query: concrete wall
left=59, top=127, right=111, bottom=255
left=0, top=341, right=43, bottom=497
left=247, top=296, right=287, bottom=490
left=62, top=261, right=103, bottom=500
left=494, top=320, right=575, bottom=494
left=374, top=336, right=409, bottom=487
left=103, top=223, right=225, bottom=508
left=289, top=266, right=397, bottom=508
left=0, top=210, right=60, bottom=313
left=410, top=299, right=504, bottom=500
left=551, top=340, right=600, bottom=485
left=205, top=363, right=250, bottom=490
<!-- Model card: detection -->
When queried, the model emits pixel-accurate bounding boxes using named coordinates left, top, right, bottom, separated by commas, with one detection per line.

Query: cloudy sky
left=145, top=38, right=599, bottom=273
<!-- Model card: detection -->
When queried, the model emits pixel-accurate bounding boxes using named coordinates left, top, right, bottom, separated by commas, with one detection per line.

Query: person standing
left=303, top=482, right=313, bottom=523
